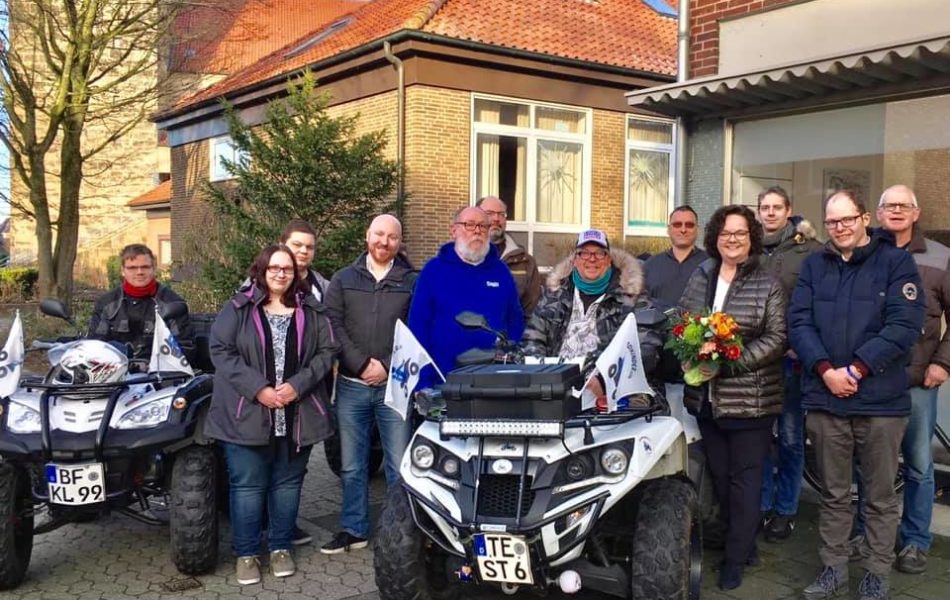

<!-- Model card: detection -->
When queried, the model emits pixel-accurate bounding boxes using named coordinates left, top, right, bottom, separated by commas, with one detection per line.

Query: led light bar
left=440, top=419, right=563, bottom=438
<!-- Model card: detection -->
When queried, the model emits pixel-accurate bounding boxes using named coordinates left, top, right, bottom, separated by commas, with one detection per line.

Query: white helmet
left=52, top=340, right=129, bottom=385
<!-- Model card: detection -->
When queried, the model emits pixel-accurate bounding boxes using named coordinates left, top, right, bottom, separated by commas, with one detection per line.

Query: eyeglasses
left=123, top=265, right=153, bottom=271
left=669, top=221, right=696, bottom=229
left=823, top=215, right=862, bottom=230
left=454, top=221, right=491, bottom=233
left=267, top=266, right=295, bottom=276
left=575, top=249, right=608, bottom=261
left=880, top=202, right=918, bottom=213
left=718, top=230, right=750, bottom=241
left=481, top=210, right=507, bottom=219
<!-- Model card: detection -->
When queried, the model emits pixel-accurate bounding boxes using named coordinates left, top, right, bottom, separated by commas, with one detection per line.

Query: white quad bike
left=0, top=299, right=218, bottom=589
left=373, top=313, right=701, bottom=600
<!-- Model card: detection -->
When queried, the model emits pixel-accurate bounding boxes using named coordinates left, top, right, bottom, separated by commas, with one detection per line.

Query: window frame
left=469, top=94, right=593, bottom=253
left=624, top=115, right=677, bottom=237
left=208, top=135, right=247, bottom=182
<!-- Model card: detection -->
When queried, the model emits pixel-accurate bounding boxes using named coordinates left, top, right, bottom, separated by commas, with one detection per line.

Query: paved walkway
left=3, top=451, right=949, bottom=600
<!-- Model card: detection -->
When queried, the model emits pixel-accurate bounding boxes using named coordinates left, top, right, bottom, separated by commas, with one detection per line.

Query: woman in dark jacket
left=678, top=205, right=787, bottom=590
left=206, top=244, right=338, bottom=585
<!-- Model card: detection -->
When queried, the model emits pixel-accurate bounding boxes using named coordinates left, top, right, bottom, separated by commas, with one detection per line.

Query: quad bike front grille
left=477, top=475, right=534, bottom=518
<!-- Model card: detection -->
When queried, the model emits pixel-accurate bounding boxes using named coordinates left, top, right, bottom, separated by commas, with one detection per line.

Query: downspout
left=383, top=41, right=406, bottom=217
left=675, top=0, right=690, bottom=207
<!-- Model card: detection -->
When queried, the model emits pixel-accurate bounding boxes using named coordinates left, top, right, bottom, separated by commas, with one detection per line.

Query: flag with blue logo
left=385, top=319, right=440, bottom=420
left=591, top=313, right=653, bottom=413
left=149, top=309, right=194, bottom=376
left=0, top=311, right=24, bottom=398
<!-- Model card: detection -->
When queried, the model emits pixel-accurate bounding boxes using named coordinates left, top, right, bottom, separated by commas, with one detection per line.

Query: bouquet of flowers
left=665, top=311, right=744, bottom=386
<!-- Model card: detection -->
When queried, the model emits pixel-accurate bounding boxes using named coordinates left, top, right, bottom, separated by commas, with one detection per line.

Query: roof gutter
left=155, top=30, right=676, bottom=128
left=383, top=40, right=406, bottom=216
left=675, top=0, right=689, bottom=207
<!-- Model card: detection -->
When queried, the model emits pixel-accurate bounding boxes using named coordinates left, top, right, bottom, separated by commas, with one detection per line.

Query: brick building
left=627, top=0, right=950, bottom=236
left=155, top=0, right=681, bottom=268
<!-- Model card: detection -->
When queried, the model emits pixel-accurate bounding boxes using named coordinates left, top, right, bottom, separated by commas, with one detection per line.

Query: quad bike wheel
left=630, top=478, right=701, bottom=600
left=373, top=483, right=458, bottom=600
left=169, top=445, right=218, bottom=575
left=324, top=425, right=385, bottom=478
left=0, top=463, right=34, bottom=590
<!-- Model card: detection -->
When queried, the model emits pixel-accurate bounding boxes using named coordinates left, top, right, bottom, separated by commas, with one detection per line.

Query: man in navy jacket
left=409, top=206, right=523, bottom=386
left=791, top=190, right=925, bottom=600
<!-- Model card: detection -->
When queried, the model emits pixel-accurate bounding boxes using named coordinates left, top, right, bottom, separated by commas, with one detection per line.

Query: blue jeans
left=760, top=362, right=805, bottom=516
left=853, top=386, right=936, bottom=550
left=222, top=440, right=312, bottom=556
left=337, top=377, right=412, bottom=538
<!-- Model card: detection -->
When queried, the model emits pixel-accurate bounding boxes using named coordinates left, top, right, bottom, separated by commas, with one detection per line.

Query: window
left=472, top=96, right=592, bottom=259
left=157, top=236, right=172, bottom=267
left=209, top=135, right=248, bottom=182
left=625, top=116, right=676, bottom=236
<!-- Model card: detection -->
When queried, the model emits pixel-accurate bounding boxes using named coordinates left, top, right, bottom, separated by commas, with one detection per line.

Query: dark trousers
left=807, top=411, right=907, bottom=576
left=698, top=419, right=773, bottom=566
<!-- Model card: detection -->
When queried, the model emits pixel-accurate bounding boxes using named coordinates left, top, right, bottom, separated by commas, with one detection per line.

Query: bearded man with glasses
left=408, top=206, right=523, bottom=386
left=644, top=205, right=707, bottom=312
left=790, top=190, right=925, bottom=600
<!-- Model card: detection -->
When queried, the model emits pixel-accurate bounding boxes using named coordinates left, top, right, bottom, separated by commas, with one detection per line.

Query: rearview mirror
left=160, top=301, right=188, bottom=321
left=455, top=311, right=490, bottom=331
left=39, top=298, right=73, bottom=323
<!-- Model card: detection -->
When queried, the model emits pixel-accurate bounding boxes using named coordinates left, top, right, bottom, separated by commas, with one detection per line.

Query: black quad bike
left=0, top=299, right=219, bottom=589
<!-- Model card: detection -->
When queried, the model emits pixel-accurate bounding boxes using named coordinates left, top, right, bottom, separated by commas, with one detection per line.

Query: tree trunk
left=54, top=118, right=84, bottom=307
left=29, top=152, right=57, bottom=302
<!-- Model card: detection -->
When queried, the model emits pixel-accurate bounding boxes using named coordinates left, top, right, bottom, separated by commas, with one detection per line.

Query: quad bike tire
left=324, top=427, right=385, bottom=479
left=630, top=478, right=701, bottom=600
left=373, top=483, right=458, bottom=600
left=169, top=445, right=218, bottom=575
left=0, top=463, right=34, bottom=590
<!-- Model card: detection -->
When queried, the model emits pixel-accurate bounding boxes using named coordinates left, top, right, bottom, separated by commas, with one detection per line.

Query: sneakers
left=803, top=564, right=848, bottom=600
left=764, top=513, right=795, bottom=543
left=896, top=544, right=927, bottom=574
left=270, top=549, right=296, bottom=578
left=856, top=571, right=888, bottom=600
left=235, top=556, right=261, bottom=585
left=849, top=534, right=867, bottom=562
left=292, top=525, right=313, bottom=546
left=320, top=531, right=369, bottom=554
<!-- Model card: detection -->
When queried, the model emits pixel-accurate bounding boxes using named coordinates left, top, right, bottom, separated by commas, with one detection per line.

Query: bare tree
left=0, top=0, right=242, bottom=303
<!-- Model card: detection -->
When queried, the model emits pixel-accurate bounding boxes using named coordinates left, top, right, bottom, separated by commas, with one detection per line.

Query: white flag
left=0, top=311, right=24, bottom=398
left=589, top=313, right=654, bottom=413
left=384, top=319, right=440, bottom=421
left=149, top=310, right=194, bottom=376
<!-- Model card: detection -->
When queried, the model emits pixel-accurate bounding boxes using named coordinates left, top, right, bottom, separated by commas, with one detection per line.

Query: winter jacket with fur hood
left=522, top=249, right=667, bottom=390
left=679, top=256, right=788, bottom=419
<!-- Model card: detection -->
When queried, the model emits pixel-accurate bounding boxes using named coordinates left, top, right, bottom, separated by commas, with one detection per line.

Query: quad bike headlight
left=440, top=456, right=460, bottom=477
left=411, top=443, right=436, bottom=469
left=600, top=447, right=629, bottom=475
left=565, top=457, right=590, bottom=481
left=6, top=402, right=41, bottom=434
left=115, top=398, right=172, bottom=430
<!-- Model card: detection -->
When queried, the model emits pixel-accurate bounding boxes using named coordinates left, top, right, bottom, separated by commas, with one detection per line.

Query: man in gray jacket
left=320, top=214, right=418, bottom=554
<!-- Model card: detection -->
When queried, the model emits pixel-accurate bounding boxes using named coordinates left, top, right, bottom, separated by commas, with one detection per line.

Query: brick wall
left=689, top=0, right=797, bottom=77
left=590, top=110, right=626, bottom=243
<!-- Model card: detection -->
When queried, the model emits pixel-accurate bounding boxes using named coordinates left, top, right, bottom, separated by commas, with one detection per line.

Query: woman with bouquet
left=678, top=205, right=787, bottom=590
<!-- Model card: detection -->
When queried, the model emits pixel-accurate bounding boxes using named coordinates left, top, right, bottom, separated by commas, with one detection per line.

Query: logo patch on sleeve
left=902, top=282, right=918, bottom=301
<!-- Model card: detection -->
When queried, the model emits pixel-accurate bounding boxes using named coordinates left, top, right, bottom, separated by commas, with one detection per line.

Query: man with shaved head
left=409, top=206, right=524, bottom=383
left=321, top=213, right=418, bottom=554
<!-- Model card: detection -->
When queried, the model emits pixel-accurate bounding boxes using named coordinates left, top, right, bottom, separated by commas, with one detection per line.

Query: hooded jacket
left=760, top=217, right=822, bottom=299
left=789, top=228, right=926, bottom=416
left=679, top=256, right=788, bottom=419
left=522, top=249, right=667, bottom=386
left=324, top=251, right=418, bottom=379
left=204, top=286, right=338, bottom=447
left=497, top=233, right=543, bottom=317
left=408, top=242, right=524, bottom=382
left=903, top=227, right=950, bottom=386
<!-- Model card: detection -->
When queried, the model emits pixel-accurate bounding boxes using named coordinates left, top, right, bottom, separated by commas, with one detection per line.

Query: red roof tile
left=127, top=180, right=172, bottom=208
left=166, top=0, right=676, bottom=115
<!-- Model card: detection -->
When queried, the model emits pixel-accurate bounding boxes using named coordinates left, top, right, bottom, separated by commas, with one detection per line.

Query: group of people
left=90, top=184, right=948, bottom=600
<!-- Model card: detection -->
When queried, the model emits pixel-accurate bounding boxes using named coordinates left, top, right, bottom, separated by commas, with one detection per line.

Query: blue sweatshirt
left=409, top=242, right=524, bottom=385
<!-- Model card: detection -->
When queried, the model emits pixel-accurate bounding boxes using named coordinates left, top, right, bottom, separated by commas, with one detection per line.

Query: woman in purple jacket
left=205, top=244, right=338, bottom=585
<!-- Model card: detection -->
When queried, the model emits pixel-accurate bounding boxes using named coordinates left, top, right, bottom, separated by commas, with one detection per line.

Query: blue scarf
left=573, top=267, right=612, bottom=296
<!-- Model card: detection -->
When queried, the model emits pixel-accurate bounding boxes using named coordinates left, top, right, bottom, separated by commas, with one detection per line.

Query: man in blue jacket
left=409, top=206, right=524, bottom=384
left=791, top=190, right=925, bottom=600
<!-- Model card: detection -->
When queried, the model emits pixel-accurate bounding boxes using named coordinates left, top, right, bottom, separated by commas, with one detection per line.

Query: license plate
left=46, top=463, right=106, bottom=505
left=474, top=533, right=533, bottom=584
